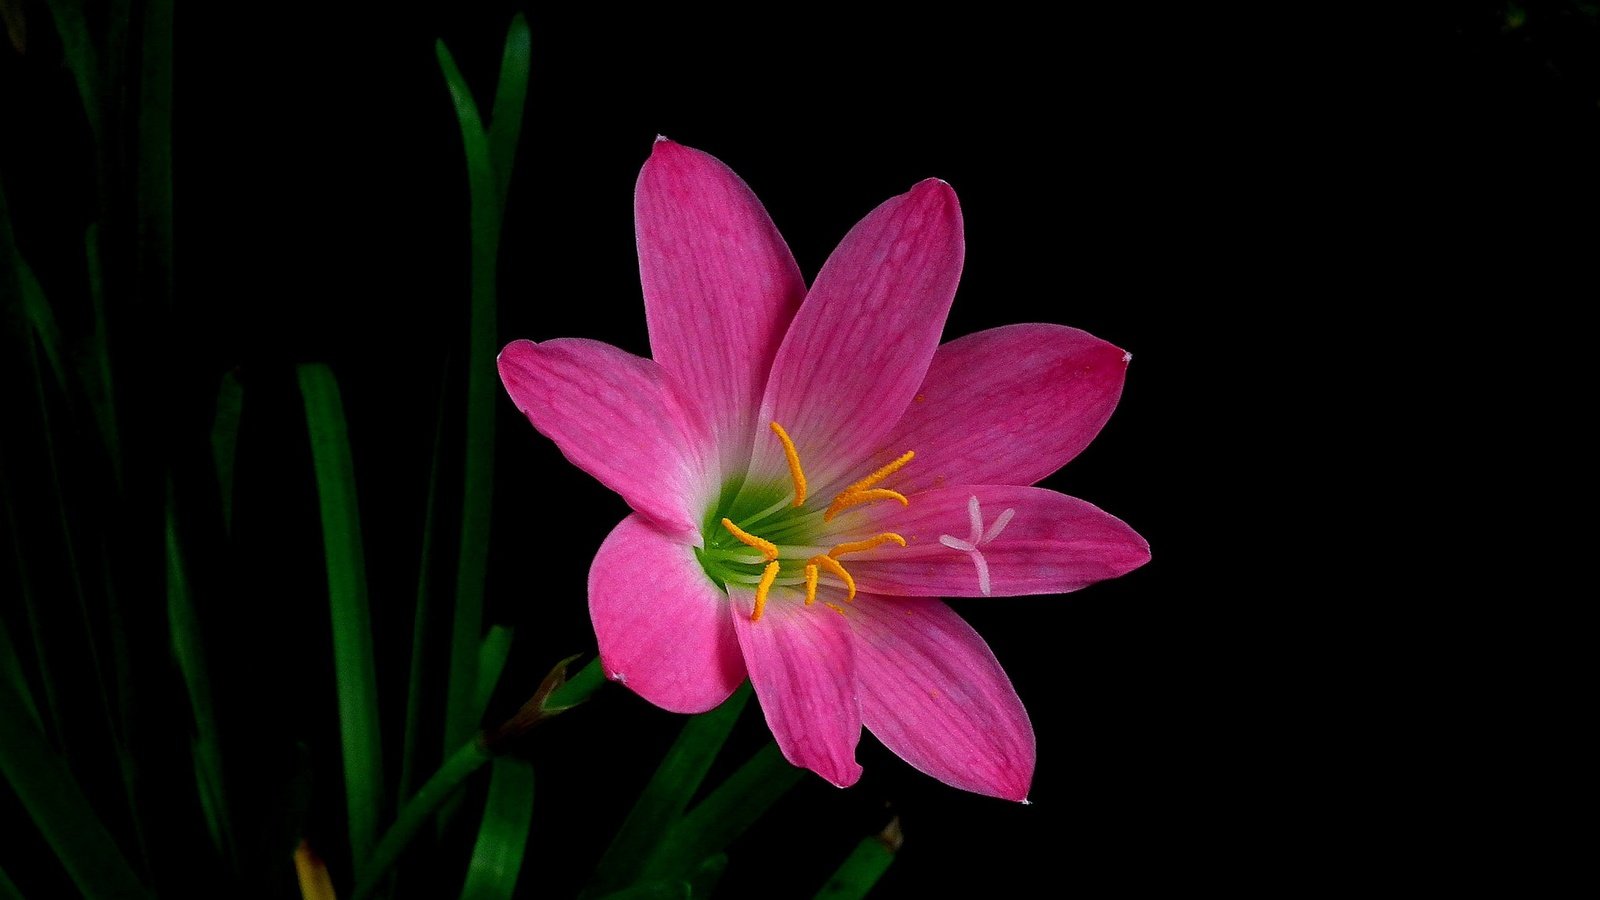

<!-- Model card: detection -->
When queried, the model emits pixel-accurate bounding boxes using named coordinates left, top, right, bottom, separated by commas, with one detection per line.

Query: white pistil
left=939, top=495, right=1016, bottom=597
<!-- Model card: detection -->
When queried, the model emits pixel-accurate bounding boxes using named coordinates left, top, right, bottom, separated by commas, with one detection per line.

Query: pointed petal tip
left=496, top=338, right=536, bottom=366
left=823, top=761, right=865, bottom=789
left=649, top=135, right=688, bottom=159
left=909, top=176, right=958, bottom=203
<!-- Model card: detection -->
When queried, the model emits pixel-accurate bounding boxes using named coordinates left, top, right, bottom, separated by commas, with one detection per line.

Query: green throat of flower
left=693, top=421, right=917, bottom=622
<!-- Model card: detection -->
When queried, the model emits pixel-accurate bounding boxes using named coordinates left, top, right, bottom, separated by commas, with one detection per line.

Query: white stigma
left=939, top=496, right=1016, bottom=597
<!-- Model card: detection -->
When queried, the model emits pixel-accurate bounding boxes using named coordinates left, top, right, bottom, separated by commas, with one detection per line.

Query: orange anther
left=751, top=560, right=780, bottom=622
left=720, top=517, right=778, bottom=561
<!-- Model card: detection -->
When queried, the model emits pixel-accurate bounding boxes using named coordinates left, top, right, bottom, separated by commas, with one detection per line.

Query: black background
left=4, top=0, right=1596, bottom=896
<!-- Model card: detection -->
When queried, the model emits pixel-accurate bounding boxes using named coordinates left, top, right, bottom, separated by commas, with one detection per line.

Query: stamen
left=751, top=560, right=780, bottom=622
left=809, top=554, right=856, bottom=602
left=823, top=488, right=909, bottom=521
left=825, top=451, right=914, bottom=520
left=823, top=602, right=847, bottom=617
left=842, top=450, right=916, bottom=496
left=720, top=517, right=778, bottom=562
left=769, top=421, right=808, bottom=507
left=804, top=563, right=819, bottom=605
left=828, top=532, right=907, bottom=558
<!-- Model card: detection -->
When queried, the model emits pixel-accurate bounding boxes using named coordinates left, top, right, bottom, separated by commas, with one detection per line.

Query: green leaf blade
left=586, top=684, right=752, bottom=895
left=353, top=740, right=493, bottom=900
left=0, top=672, right=151, bottom=899
left=487, top=13, right=531, bottom=203
left=297, top=363, right=384, bottom=873
left=165, top=485, right=233, bottom=861
left=474, top=624, right=516, bottom=719
left=639, top=741, right=805, bottom=885
left=436, top=33, right=503, bottom=761
left=458, top=756, right=536, bottom=900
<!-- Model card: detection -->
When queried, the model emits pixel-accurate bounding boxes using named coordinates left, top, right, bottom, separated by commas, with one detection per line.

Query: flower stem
left=352, top=738, right=492, bottom=900
left=353, top=656, right=605, bottom=898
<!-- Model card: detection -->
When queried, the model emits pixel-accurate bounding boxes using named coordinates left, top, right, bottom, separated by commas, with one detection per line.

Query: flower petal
left=841, top=485, right=1150, bottom=597
left=746, top=179, right=964, bottom=497
left=588, top=515, right=746, bottom=713
left=636, top=140, right=807, bottom=471
left=850, top=595, right=1034, bottom=801
left=498, top=338, right=713, bottom=537
left=881, top=324, right=1130, bottom=492
left=729, top=588, right=863, bottom=787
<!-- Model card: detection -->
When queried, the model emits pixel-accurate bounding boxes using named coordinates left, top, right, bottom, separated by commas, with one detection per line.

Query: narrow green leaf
left=688, top=854, right=728, bottom=899
left=0, top=610, right=41, bottom=734
left=21, top=337, right=143, bottom=854
left=41, top=0, right=102, bottom=139
left=0, top=464, right=63, bottom=744
left=399, top=375, right=450, bottom=803
left=0, top=184, right=67, bottom=391
left=437, top=34, right=505, bottom=760
left=0, top=672, right=150, bottom=898
left=639, top=742, right=805, bottom=884
left=166, top=482, right=233, bottom=860
left=458, top=756, right=535, bottom=900
left=813, top=821, right=900, bottom=900
left=487, top=14, right=531, bottom=203
left=352, top=739, right=493, bottom=900
left=297, top=363, right=384, bottom=873
left=210, top=371, right=244, bottom=532
left=474, top=625, right=515, bottom=719
left=586, top=684, right=752, bottom=895
left=0, top=861, right=21, bottom=900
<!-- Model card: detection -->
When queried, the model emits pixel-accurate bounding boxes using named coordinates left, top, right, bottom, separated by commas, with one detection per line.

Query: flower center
left=695, top=421, right=914, bottom=622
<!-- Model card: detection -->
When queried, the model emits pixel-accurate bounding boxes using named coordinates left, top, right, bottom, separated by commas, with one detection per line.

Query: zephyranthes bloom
left=499, top=140, right=1149, bottom=800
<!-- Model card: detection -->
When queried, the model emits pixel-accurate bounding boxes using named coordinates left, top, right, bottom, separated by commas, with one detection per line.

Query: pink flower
left=498, top=140, right=1149, bottom=801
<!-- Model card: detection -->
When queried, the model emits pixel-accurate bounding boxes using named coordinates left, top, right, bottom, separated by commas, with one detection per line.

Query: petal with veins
left=846, top=485, right=1150, bottom=598
left=730, top=586, right=863, bottom=788
left=636, top=140, right=806, bottom=470
left=588, top=515, right=746, bottom=713
left=852, top=595, right=1034, bottom=801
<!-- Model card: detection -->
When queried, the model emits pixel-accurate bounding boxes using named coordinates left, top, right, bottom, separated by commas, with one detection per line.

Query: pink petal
left=746, top=179, right=964, bottom=497
left=729, top=588, right=863, bottom=787
left=636, top=140, right=807, bottom=471
left=498, top=338, right=714, bottom=538
left=841, top=485, right=1150, bottom=597
left=882, top=324, right=1130, bottom=493
left=588, top=515, right=746, bottom=713
left=850, top=595, right=1034, bottom=801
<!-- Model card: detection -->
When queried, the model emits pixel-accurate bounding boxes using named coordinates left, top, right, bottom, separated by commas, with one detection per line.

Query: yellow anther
left=809, top=554, right=857, bottom=602
left=824, top=488, right=909, bottom=521
left=721, top=517, right=778, bottom=562
left=839, top=451, right=915, bottom=497
left=828, top=532, right=908, bottom=558
left=770, top=421, right=808, bottom=507
left=804, top=563, right=819, bottom=605
left=825, top=451, right=915, bottom=520
left=751, top=560, right=780, bottom=622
